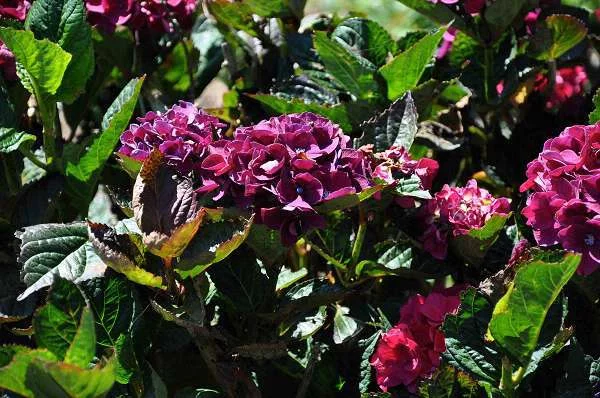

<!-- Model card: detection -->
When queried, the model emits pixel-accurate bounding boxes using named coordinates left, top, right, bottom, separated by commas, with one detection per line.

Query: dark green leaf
left=394, top=0, right=468, bottom=33
left=450, top=214, right=510, bottom=266
left=358, top=331, right=380, bottom=393
left=191, top=16, right=225, bottom=91
left=276, top=267, right=308, bottom=292
left=0, top=128, right=36, bottom=153
left=394, top=174, right=432, bottom=199
left=245, top=224, right=287, bottom=268
left=0, top=347, right=57, bottom=397
left=418, top=364, right=483, bottom=398
left=25, top=0, right=94, bottom=103
left=65, top=77, right=144, bottom=211
left=332, top=18, right=397, bottom=67
left=279, top=306, right=327, bottom=339
left=176, top=212, right=254, bottom=279
left=64, top=306, right=96, bottom=368
left=313, top=31, right=379, bottom=100
left=379, top=27, right=446, bottom=100
left=442, top=288, right=501, bottom=384
left=487, top=251, right=581, bottom=365
left=484, top=0, right=527, bottom=39
left=16, top=223, right=106, bottom=300
left=354, top=92, right=418, bottom=152
left=530, top=14, right=587, bottom=60
left=0, top=77, right=16, bottom=127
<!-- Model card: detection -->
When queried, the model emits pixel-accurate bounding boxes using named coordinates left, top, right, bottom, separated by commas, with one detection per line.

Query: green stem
left=484, top=46, right=493, bottom=103
left=37, top=96, right=57, bottom=167
left=351, top=206, right=367, bottom=267
left=1, top=154, right=18, bottom=195
left=295, top=238, right=308, bottom=270
left=307, top=240, right=347, bottom=271
left=20, top=147, right=47, bottom=170
left=512, top=364, right=528, bottom=386
left=500, top=357, right=515, bottom=397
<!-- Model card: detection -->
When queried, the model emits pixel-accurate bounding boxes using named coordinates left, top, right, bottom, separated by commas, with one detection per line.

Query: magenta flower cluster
left=521, top=123, right=600, bottom=275
left=370, top=145, right=439, bottom=207
left=420, top=180, right=511, bottom=260
left=119, top=103, right=374, bottom=245
left=86, top=0, right=197, bottom=34
left=0, top=0, right=30, bottom=81
left=370, top=286, right=463, bottom=392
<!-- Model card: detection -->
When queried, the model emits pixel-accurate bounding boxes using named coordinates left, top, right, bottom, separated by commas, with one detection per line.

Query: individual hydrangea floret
left=521, top=123, right=600, bottom=275
left=370, top=145, right=439, bottom=207
left=420, top=179, right=511, bottom=260
left=370, top=286, right=463, bottom=393
left=118, top=101, right=227, bottom=173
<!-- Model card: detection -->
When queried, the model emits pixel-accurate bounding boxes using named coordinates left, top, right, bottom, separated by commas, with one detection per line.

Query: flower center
left=585, top=234, right=595, bottom=246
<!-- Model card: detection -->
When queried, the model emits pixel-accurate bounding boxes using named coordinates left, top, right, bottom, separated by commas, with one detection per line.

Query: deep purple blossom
left=118, top=101, right=226, bottom=172
left=521, top=123, right=600, bottom=275
left=130, top=0, right=197, bottom=33
left=420, top=180, right=511, bottom=260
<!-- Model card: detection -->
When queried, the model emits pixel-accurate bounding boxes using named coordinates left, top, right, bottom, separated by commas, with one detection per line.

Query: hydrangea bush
left=0, top=0, right=599, bottom=397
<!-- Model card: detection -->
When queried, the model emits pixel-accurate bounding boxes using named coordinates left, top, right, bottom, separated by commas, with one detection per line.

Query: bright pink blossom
left=534, top=66, right=589, bottom=110
left=371, top=287, right=463, bottom=392
left=0, top=0, right=30, bottom=20
left=420, top=180, right=511, bottom=259
left=86, top=0, right=133, bottom=33
left=521, top=123, right=600, bottom=275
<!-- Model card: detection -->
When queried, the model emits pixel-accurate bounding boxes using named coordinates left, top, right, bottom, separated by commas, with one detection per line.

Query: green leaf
left=132, top=151, right=205, bottom=258
left=250, top=94, right=354, bottom=132
left=191, top=16, right=225, bottom=91
left=484, top=0, right=527, bottom=39
left=379, top=27, right=446, bottom=100
left=358, top=331, right=380, bottom=393
left=207, top=0, right=258, bottom=36
left=245, top=224, right=287, bottom=268
left=394, top=0, right=468, bottom=33
left=530, top=14, right=588, bottom=60
left=276, top=267, right=308, bottom=292
left=487, top=251, right=581, bottom=365
left=354, top=92, right=418, bottom=152
left=88, top=222, right=165, bottom=288
left=394, top=174, right=432, bottom=199
left=315, top=184, right=384, bottom=213
left=0, top=128, right=36, bottom=153
left=65, top=77, right=144, bottom=211
left=279, top=278, right=346, bottom=315
left=27, top=355, right=116, bottom=398
left=64, top=306, right=96, bottom=368
left=442, top=288, right=501, bottom=384
left=313, top=31, right=379, bottom=100
left=0, top=27, right=71, bottom=96
left=418, top=364, right=483, bottom=398
left=0, top=77, right=17, bottom=127
left=16, top=223, right=106, bottom=300
left=176, top=213, right=254, bottom=279
left=332, top=305, right=362, bottom=344
left=0, top=347, right=57, bottom=397
left=33, top=278, right=87, bottom=360
left=377, top=245, right=413, bottom=271
left=553, top=341, right=600, bottom=396
left=25, top=0, right=94, bottom=103
left=590, top=87, right=600, bottom=124
left=450, top=214, right=511, bottom=266
left=209, top=255, right=270, bottom=313
left=279, top=306, right=327, bottom=340
left=332, top=18, right=397, bottom=67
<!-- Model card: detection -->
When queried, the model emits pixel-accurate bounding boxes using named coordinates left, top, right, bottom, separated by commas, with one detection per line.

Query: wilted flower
left=420, top=179, right=511, bottom=259
left=371, top=287, right=463, bottom=392
left=118, top=101, right=226, bottom=172
left=521, top=123, right=600, bottom=275
left=86, top=0, right=133, bottom=33
left=0, top=0, right=30, bottom=20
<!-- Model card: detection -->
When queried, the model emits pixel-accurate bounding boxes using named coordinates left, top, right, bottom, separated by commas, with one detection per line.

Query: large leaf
left=450, top=214, right=510, bottom=266
left=483, top=0, right=527, bottom=39
left=33, top=278, right=87, bottom=361
left=0, top=27, right=71, bottom=96
left=379, top=27, right=446, bottom=100
left=442, top=288, right=501, bottom=384
left=276, top=266, right=308, bottom=292
left=191, top=16, right=225, bottom=90
left=16, top=223, right=106, bottom=300
left=419, top=364, right=483, bottom=398
left=0, top=347, right=57, bottom=397
left=25, top=0, right=94, bottom=103
left=332, top=18, right=397, bottom=67
left=176, top=212, right=254, bottom=279
left=313, top=31, right=379, bottom=100
left=88, top=222, right=164, bottom=288
left=132, top=151, right=205, bottom=258
left=209, top=255, right=270, bottom=313
left=332, top=305, right=362, bottom=344
left=354, top=92, right=418, bottom=152
left=530, top=14, right=587, bottom=61
left=65, top=77, right=144, bottom=211
left=64, top=306, right=96, bottom=368
left=245, top=224, right=287, bottom=268
left=0, top=128, right=36, bottom=153
left=487, top=251, right=581, bottom=365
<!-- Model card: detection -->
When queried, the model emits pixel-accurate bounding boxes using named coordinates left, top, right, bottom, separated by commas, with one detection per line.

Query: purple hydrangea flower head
left=86, top=0, right=133, bottom=33
left=118, top=101, right=226, bottom=173
left=420, top=179, right=511, bottom=259
left=130, top=0, right=197, bottom=33
left=521, top=123, right=600, bottom=275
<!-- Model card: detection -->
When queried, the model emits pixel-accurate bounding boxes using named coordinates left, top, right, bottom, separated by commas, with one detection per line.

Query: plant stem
left=484, top=46, right=493, bottom=103
left=1, top=154, right=18, bottom=195
left=512, top=365, right=527, bottom=386
left=307, top=240, right=347, bottom=271
left=500, top=357, right=515, bottom=397
left=351, top=206, right=367, bottom=267
left=20, top=147, right=47, bottom=170
left=163, top=257, right=177, bottom=296
left=38, top=98, right=57, bottom=167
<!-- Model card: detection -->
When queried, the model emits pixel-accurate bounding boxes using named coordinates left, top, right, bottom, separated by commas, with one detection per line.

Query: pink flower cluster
left=119, top=103, right=374, bottom=245
left=534, top=66, right=589, bottom=110
left=520, top=123, right=600, bottom=275
left=86, top=0, right=197, bottom=34
left=427, top=0, right=484, bottom=14
left=370, top=286, right=463, bottom=392
left=370, top=145, right=439, bottom=207
left=420, top=180, right=511, bottom=260
left=0, top=0, right=30, bottom=81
